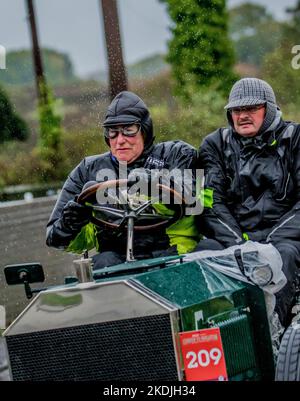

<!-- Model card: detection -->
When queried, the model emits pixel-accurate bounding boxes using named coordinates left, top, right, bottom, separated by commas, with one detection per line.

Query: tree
left=161, top=0, right=237, bottom=98
left=229, top=3, right=272, bottom=38
left=261, top=1, right=300, bottom=107
left=100, top=0, right=128, bottom=100
left=0, top=86, right=29, bottom=143
left=286, top=0, right=300, bottom=26
left=25, top=0, right=65, bottom=182
left=282, top=0, right=300, bottom=42
left=229, top=3, right=283, bottom=66
left=262, top=48, right=300, bottom=107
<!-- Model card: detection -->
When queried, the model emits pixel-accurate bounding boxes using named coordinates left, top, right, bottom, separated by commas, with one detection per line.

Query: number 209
left=186, top=348, right=222, bottom=369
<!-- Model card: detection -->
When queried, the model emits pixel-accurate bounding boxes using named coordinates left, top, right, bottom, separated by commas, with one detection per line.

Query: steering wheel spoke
left=92, top=205, right=126, bottom=219
left=138, top=213, right=173, bottom=220
left=77, top=179, right=185, bottom=231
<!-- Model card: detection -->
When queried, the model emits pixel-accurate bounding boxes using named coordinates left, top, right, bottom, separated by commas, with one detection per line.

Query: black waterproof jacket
left=46, top=140, right=197, bottom=256
left=199, top=120, right=300, bottom=248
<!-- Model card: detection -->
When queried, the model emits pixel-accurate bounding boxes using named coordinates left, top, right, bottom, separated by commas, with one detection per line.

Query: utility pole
left=25, top=0, right=48, bottom=106
left=100, top=0, right=128, bottom=100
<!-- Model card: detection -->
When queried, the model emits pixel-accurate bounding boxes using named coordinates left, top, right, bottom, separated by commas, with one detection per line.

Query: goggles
left=104, top=124, right=141, bottom=139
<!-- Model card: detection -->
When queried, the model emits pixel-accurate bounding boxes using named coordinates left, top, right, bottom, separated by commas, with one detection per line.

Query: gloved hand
left=127, top=169, right=153, bottom=200
left=127, top=168, right=152, bottom=185
left=127, top=168, right=183, bottom=205
left=62, top=200, right=92, bottom=232
left=128, top=168, right=174, bottom=190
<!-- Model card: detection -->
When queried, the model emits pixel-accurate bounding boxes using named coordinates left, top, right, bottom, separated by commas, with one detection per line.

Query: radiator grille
left=214, top=314, right=257, bottom=378
left=6, top=314, right=179, bottom=381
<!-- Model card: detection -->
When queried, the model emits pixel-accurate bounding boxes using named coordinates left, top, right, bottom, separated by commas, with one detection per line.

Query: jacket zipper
left=266, top=213, right=295, bottom=242
left=276, top=173, right=290, bottom=201
left=217, top=218, right=242, bottom=243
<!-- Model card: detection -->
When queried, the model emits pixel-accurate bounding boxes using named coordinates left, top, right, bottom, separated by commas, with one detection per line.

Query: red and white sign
left=179, top=327, right=228, bottom=381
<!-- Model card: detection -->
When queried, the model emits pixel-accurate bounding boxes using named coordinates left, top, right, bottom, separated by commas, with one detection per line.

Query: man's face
left=231, top=105, right=266, bottom=137
left=108, top=124, right=145, bottom=164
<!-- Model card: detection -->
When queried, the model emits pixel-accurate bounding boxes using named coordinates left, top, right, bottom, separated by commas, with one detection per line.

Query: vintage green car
left=2, top=181, right=300, bottom=381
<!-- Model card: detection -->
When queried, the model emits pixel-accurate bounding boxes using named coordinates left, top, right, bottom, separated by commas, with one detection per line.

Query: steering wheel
left=77, top=179, right=185, bottom=231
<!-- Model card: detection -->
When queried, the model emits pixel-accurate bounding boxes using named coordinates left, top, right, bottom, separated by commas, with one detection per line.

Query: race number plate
left=179, top=327, right=228, bottom=381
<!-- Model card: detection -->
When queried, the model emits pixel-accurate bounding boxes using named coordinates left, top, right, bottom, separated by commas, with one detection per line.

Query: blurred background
left=0, top=0, right=300, bottom=195
left=0, top=0, right=299, bottom=196
left=1, top=0, right=300, bottom=325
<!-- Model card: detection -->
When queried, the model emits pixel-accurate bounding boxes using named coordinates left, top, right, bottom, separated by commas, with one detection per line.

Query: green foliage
left=0, top=48, right=76, bottom=86
left=128, top=54, right=169, bottom=79
left=0, top=142, right=46, bottom=188
left=286, top=0, right=300, bottom=28
left=0, top=82, right=227, bottom=187
left=2, top=67, right=300, bottom=189
left=262, top=44, right=300, bottom=107
left=0, top=127, right=106, bottom=187
left=0, top=86, right=29, bottom=143
left=35, top=82, right=67, bottom=181
left=62, top=127, right=107, bottom=171
left=261, top=1, right=300, bottom=108
left=229, top=3, right=283, bottom=67
left=229, top=3, right=273, bottom=38
left=161, top=0, right=237, bottom=98
left=280, top=1, right=300, bottom=45
left=150, top=88, right=227, bottom=148
left=234, top=23, right=282, bottom=66
left=94, top=54, right=169, bottom=83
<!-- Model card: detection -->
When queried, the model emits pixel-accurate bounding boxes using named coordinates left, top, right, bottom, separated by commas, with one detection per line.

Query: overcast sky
left=0, top=0, right=297, bottom=77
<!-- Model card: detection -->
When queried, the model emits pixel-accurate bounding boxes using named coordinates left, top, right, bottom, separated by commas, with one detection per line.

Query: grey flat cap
left=225, top=78, right=277, bottom=109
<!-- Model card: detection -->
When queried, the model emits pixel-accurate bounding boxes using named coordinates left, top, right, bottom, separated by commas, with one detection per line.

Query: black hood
left=103, top=91, right=154, bottom=148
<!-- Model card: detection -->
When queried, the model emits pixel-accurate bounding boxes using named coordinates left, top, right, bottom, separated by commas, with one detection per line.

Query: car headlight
left=249, top=263, right=273, bottom=287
